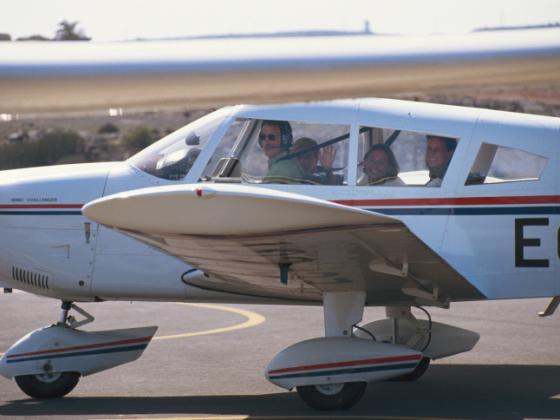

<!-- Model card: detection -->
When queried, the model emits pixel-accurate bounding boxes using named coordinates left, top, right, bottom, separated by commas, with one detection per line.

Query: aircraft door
left=47, top=221, right=98, bottom=297
left=443, top=112, right=559, bottom=299
left=556, top=121, right=560, bottom=296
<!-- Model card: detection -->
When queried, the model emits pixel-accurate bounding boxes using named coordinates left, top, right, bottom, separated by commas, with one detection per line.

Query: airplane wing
left=83, top=184, right=484, bottom=305
left=1, top=28, right=559, bottom=113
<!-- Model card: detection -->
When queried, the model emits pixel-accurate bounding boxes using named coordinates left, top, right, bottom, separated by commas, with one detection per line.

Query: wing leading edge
left=83, top=184, right=484, bottom=305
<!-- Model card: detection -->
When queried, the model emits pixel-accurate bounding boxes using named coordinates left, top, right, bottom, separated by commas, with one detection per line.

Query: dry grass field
left=0, top=54, right=558, bottom=167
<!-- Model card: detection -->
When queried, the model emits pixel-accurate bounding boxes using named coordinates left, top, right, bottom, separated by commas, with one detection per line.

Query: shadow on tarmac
left=1, top=365, right=560, bottom=419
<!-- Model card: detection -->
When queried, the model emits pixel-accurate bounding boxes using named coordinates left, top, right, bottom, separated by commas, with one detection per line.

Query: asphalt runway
left=0, top=291, right=559, bottom=420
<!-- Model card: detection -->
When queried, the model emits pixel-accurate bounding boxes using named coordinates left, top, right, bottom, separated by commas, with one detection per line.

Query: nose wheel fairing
left=0, top=324, right=157, bottom=380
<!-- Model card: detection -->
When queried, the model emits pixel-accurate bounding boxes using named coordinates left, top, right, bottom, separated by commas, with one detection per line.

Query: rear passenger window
left=466, top=143, right=547, bottom=185
left=358, top=126, right=458, bottom=187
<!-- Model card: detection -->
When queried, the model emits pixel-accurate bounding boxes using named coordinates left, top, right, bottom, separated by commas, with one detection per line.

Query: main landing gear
left=267, top=296, right=481, bottom=410
left=266, top=292, right=428, bottom=411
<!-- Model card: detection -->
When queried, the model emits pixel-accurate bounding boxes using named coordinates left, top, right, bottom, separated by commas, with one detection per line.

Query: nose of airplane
left=0, top=162, right=121, bottom=290
left=0, top=163, right=119, bottom=213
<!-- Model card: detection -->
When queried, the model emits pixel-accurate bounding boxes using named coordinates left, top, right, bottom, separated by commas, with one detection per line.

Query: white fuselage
left=0, top=161, right=253, bottom=303
left=0, top=99, right=558, bottom=304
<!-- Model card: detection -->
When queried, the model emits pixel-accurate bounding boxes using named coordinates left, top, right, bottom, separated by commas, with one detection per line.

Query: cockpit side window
left=358, top=126, right=458, bottom=187
left=128, top=111, right=224, bottom=181
left=201, top=118, right=350, bottom=185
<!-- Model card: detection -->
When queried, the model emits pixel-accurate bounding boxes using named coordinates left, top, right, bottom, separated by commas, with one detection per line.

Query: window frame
left=465, top=141, right=548, bottom=186
left=356, top=124, right=460, bottom=188
left=200, top=117, right=352, bottom=186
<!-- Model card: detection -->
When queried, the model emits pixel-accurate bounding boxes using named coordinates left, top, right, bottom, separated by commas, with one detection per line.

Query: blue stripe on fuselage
left=367, top=206, right=560, bottom=216
left=1, top=206, right=559, bottom=217
left=0, top=211, right=82, bottom=216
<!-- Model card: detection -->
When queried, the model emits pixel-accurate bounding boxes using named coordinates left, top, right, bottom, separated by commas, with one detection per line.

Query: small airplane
left=0, top=96, right=559, bottom=410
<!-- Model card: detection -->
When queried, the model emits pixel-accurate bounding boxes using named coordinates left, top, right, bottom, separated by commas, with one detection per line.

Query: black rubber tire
left=296, top=381, right=367, bottom=410
left=15, top=372, right=80, bottom=398
left=393, top=356, right=430, bottom=381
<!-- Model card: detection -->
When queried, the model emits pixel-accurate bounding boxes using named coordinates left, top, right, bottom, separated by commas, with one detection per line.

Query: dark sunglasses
left=259, top=133, right=277, bottom=141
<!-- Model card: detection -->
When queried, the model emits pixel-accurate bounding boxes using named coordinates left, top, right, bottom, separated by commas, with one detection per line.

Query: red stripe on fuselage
left=334, top=195, right=560, bottom=207
left=2, top=196, right=559, bottom=211
left=0, top=204, right=83, bottom=209
left=268, top=354, right=422, bottom=375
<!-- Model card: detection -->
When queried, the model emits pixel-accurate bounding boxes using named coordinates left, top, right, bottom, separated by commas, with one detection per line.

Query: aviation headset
left=259, top=120, right=293, bottom=150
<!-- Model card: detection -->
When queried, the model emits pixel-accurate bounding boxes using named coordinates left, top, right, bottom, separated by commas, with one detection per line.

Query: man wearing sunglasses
left=259, top=120, right=304, bottom=184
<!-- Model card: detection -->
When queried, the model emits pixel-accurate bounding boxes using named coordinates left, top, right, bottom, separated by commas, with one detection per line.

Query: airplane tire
left=15, top=372, right=80, bottom=398
left=296, top=381, right=367, bottom=410
left=393, top=356, right=430, bottom=381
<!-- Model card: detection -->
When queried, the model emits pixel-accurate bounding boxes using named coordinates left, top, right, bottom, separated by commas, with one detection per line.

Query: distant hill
left=134, top=23, right=374, bottom=41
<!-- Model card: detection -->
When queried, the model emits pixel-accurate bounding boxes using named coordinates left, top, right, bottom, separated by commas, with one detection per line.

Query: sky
left=1, top=0, right=560, bottom=41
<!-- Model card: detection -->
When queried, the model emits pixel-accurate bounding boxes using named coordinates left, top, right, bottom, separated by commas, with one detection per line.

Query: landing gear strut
left=59, top=300, right=95, bottom=328
left=59, top=300, right=72, bottom=325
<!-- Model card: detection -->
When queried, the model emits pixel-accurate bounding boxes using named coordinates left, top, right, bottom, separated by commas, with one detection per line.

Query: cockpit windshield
left=128, top=110, right=227, bottom=181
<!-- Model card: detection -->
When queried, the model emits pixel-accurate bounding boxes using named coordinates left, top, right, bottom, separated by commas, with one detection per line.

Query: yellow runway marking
left=0, top=303, right=265, bottom=357
left=153, top=303, right=265, bottom=341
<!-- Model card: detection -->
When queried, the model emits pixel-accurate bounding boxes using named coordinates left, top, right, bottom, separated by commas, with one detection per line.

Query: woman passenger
left=359, top=144, right=405, bottom=186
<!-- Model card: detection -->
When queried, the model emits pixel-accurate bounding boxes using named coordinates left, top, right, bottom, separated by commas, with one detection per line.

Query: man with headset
left=258, top=120, right=304, bottom=184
